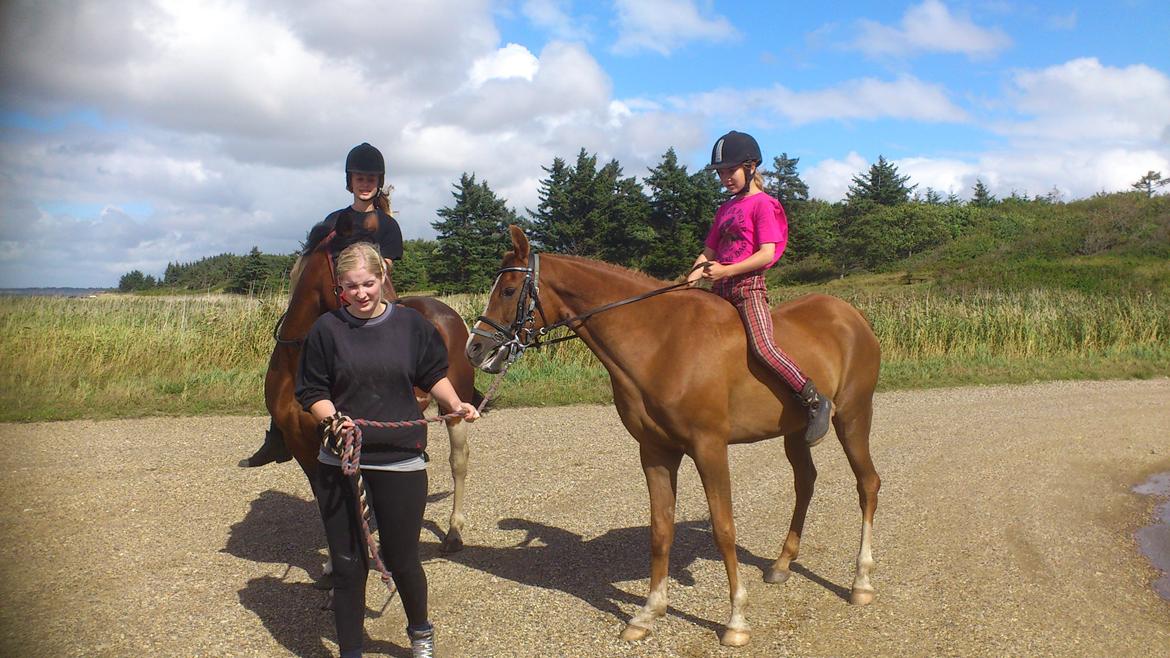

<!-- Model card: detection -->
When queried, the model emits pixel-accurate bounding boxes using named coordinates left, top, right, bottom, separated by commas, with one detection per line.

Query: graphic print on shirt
left=716, top=205, right=753, bottom=263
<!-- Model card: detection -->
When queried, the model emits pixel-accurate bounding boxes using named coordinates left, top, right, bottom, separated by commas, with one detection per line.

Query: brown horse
left=266, top=211, right=477, bottom=553
left=466, top=226, right=881, bottom=647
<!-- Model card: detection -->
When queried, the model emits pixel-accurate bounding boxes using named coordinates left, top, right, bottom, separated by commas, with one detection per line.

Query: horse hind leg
left=835, top=403, right=880, bottom=605
left=765, top=432, right=817, bottom=585
left=440, top=418, right=470, bottom=553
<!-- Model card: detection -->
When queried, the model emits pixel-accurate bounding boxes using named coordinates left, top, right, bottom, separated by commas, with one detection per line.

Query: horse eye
left=502, top=287, right=516, bottom=297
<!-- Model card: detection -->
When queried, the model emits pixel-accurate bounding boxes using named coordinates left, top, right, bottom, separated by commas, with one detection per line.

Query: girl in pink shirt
left=686, top=131, right=833, bottom=445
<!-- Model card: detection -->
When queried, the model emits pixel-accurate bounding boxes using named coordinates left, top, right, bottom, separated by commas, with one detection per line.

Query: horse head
left=466, top=226, right=547, bottom=373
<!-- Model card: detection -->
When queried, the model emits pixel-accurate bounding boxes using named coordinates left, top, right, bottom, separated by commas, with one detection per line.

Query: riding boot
left=798, top=381, right=833, bottom=447
left=238, top=420, right=292, bottom=467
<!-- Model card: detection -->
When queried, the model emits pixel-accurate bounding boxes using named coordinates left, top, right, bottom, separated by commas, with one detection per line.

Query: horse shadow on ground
left=223, top=488, right=449, bottom=658
left=428, top=517, right=851, bottom=637
left=224, top=490, right=849, bottom=654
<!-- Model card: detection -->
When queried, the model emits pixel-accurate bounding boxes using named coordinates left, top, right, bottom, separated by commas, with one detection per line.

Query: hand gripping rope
left=321, top=367, right=509, bottom=596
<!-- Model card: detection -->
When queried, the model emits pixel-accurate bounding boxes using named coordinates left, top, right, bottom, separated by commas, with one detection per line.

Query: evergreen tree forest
left=120, top=153, right=1170, bottom=296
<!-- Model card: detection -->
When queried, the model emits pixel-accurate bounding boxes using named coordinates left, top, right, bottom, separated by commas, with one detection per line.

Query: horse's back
left=772, top=293, right=880, bottom=404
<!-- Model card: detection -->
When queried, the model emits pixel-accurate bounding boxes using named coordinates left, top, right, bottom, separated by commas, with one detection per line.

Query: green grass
left=1, top=284, right=1168, bottom=422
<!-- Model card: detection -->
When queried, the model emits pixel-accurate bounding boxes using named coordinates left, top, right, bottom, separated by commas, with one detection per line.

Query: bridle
left=471, top=251, right=701, bottom=367
left=273, top=230, right=342, bottom=346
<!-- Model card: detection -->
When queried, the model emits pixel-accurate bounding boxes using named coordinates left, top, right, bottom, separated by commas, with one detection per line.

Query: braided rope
left=329, top=365, right=509, bottom=594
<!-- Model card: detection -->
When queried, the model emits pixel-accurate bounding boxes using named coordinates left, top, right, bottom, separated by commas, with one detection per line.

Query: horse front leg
left=692, top=442, right=750, bottom=647
left=621, top=443, right=682, bottom=642
left=766, top=432, right=817, bottom=584
left=440, top=418, right=470, bottom=553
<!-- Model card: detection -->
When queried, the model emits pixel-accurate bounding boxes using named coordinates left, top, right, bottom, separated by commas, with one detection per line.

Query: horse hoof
left=720, top=628, right=751, bottom=647
left=763, top=567, right=790, bottom=584
left=850, top=588, right=876, bottom=606
left=441, top=532, right=464, bottom=554
left=620, top=624, right=650, bottom=642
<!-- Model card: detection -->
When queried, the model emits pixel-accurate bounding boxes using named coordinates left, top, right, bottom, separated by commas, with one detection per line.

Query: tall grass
left=1, top=287, right=1167, bottom=422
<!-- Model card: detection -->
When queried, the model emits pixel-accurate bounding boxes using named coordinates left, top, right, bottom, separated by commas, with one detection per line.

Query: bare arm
left=429, top=377, right=480, bottom=421
left=687, top=248, right=718, bottom=285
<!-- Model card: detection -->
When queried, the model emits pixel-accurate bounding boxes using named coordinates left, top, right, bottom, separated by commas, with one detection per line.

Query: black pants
left=314, top=464, right=428, bottom=652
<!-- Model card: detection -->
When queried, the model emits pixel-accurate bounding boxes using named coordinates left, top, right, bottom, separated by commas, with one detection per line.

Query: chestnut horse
left=466, top=227, right=881, bottom=647
left=266, top=211, right=477, bottom=553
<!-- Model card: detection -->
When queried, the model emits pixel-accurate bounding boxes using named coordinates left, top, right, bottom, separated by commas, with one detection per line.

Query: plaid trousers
left=713, top=272, right=808, bottom=393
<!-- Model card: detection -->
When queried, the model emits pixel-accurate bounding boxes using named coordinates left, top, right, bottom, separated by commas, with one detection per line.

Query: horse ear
left=508, top=225, right=530, bottom=261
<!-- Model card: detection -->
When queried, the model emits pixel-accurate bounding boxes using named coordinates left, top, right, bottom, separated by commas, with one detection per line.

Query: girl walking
left=297, top=241, right=479, bottom=657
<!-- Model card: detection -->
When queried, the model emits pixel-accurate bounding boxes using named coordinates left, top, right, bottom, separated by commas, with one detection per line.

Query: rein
left=471, top=253, right=707, bottom=363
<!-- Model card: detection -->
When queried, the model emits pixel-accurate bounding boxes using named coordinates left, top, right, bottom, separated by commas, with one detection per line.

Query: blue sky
left=0, top=0, right=1167, bottom=287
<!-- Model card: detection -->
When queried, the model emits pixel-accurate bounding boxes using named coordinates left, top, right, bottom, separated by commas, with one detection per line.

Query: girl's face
left=338, top=263, right=384, bottom=318
left=350, top=172, right=379, bottom=201
left=716, top=165, right=748, bottom=195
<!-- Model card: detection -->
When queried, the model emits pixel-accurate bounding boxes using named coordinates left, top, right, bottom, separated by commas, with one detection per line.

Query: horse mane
left=552, top=254, right=675, bottom=287
left=300, top=208, right=382, bottom=257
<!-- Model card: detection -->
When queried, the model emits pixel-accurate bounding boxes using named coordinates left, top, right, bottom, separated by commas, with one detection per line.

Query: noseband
left=470, top=252, right=551, bottom=366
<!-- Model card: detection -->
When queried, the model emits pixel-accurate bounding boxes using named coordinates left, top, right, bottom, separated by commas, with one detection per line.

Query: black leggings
left=314, top=464, right=428, bottom=652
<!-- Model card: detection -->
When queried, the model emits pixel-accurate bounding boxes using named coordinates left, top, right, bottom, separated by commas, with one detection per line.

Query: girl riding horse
left=241, top=142, right=404, bottom=468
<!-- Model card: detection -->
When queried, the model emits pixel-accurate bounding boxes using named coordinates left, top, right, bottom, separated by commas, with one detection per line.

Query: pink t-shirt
left=703, top=192, right=788, bottom=268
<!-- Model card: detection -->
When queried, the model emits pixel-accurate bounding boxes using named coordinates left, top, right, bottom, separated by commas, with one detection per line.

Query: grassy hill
left=909, top=192, right=1170, bottom=295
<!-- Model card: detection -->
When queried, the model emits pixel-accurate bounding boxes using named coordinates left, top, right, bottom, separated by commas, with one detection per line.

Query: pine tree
left=528, top=157, right=574, bottom=253
left=641, top=148, right=723, bottom=278
left=970, top=179, right=996, bottom=207
left=393, top=239, right=438, bottom=293
left=430, top=173, right=519, bottom=293
left=118, top=270, right=154, bottom=292
left=230, top=246, right=269, bottom=294
left=1131, top=170, right=1167, bottom=198
left=527, top=148, right=653, bottom=266
left=846, top=156, right=916, bottom=206
left=762, top=153, right=809, bottom=209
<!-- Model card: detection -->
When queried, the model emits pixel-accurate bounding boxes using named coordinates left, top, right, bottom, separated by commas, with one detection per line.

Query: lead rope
left=325, top=364, right=510, bottom=594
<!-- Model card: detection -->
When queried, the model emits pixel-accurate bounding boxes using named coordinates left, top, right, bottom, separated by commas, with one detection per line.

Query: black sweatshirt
left=295, top=304, right=448, bottom=465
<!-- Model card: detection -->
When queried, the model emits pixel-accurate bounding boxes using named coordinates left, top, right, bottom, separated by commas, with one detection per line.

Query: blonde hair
left=335, top=242, right=387, bottom=299
left=747, top=162, right=765, bottom=192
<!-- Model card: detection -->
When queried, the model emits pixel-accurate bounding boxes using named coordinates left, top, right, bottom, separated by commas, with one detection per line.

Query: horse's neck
left=285, top=252, right=336, bottom=337
left=541, top=256, right=664, bottom=366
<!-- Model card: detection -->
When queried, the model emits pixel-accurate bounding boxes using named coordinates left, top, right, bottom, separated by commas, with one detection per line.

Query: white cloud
left=683, top=76, right=967, bottom=124
left=803, top=151, right=869, bottom=202
left=1045, top=10, right=1078, bottom=31
left=998, top=58, right=1170, bottom=145
left=469, top=43, right=541, bottom=86
left=852, top=0, right=1011, bottom=58
left=611, top=0, right=738, bottom=56
left=522, top=0, right=591, bottom=42
left=801, top=147, right=1170, bottom=204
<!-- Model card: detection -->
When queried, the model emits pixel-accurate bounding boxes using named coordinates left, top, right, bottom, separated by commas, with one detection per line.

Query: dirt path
left=2, top=379, right=1168, bottom=657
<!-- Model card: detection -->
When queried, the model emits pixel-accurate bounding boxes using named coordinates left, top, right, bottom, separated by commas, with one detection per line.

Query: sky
left=1, top=0, right=1167, bottom=288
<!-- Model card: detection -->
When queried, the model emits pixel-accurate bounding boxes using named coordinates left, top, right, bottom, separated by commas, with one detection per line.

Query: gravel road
left=2, top=379, right=1168, bottom=657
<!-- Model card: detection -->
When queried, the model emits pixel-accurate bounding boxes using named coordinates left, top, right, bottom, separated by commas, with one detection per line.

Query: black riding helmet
left=345, top=142, right=385, bottom=192
left=705, top=131, right=762, bottom=171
